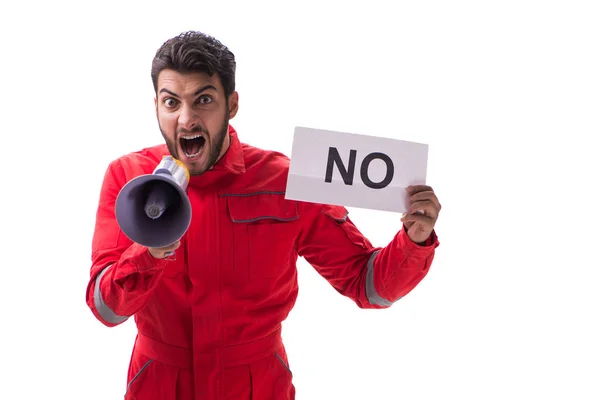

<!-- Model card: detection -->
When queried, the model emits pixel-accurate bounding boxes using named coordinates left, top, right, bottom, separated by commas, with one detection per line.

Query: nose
left=178, top=104, right=199, bottom=131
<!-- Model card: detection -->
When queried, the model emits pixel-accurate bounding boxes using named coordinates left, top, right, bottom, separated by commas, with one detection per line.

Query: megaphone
left=115, top=155, right=192, bottom=249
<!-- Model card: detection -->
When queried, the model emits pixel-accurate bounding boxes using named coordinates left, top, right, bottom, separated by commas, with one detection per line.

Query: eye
left=197, top=95, right=212, bottom=105
left=164, top=98, right=178, bottom=108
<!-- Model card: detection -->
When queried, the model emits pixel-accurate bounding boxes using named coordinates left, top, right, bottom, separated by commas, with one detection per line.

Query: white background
left=1, top=1, right=599, bottom=399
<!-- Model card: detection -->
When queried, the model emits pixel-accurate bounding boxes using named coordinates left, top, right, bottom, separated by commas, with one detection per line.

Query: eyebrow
left=159, top=84, right=218, bottom=98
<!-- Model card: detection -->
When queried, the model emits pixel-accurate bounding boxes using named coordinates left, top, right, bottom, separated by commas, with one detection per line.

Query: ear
left=154, top=97, right=158, bottom=118
left=228, top=91, right=239, bottom=119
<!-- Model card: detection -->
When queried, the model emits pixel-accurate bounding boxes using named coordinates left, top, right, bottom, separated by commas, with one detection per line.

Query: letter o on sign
left=360, top=152, right=394, bottom=189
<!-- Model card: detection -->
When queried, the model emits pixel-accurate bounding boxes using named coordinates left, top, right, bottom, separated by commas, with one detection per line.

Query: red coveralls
left=86, top=126, right=439, bottom=400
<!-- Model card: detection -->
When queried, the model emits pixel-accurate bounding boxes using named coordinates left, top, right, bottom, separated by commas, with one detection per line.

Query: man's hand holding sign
left=402, top=185, right=442, bottom=244
left=285, top=126, right=441, bottom=244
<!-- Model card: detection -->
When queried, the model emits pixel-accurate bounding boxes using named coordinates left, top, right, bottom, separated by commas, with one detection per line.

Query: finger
left=401, top=212, right=435, bottom=226
left=409, top=200, right=440, bottom=219
left=406, top=185, right=433, bottom=195
left=400, top=213, right=413, bottom=224
left=410, top=191, right=442, bottom=211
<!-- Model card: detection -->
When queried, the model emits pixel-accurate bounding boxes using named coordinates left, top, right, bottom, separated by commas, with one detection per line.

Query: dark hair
left=151, top=31, right=236, bottom=96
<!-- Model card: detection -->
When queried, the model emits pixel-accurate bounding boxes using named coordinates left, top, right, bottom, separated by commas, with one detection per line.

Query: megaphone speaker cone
left=115, top=174, right=192, bottom=248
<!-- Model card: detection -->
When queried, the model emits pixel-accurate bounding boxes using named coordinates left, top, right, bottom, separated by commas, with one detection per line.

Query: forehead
left=156, top=69, right=223, bottom=96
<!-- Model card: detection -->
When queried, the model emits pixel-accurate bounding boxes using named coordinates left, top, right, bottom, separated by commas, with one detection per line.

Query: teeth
left=181, top=134, right=202, bottom=140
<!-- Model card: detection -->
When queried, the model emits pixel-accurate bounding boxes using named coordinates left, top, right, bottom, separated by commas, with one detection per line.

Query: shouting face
left=154, top=69, right=239, bottom=176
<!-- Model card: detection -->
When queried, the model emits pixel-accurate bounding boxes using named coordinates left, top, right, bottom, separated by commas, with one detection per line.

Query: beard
left=159, top=108, right=230, bottom=176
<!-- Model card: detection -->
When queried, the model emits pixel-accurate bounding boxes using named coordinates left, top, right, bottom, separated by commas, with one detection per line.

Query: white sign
left=285, top=126, right=429, bottom=213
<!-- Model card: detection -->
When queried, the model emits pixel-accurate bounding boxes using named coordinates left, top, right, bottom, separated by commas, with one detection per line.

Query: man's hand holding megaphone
left=115, top=156, right=193, bottom=260
left=148, top=240, right=182, bottom=259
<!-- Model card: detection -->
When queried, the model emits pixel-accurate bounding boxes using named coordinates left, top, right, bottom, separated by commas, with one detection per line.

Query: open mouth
left=180, top=134, right=206, bottom=158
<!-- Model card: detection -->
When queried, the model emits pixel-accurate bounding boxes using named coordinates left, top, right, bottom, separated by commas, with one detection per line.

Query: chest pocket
left=225, top=192, right=300, bottom=282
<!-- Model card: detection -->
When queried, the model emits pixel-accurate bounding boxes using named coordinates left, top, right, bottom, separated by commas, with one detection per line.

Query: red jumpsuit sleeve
left=296, top=203, right=439, bottom=309
left=85, top=159, right=168, bottom=327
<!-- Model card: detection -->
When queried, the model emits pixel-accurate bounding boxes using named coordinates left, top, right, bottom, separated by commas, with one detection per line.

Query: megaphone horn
left=115, top=156, right=192, bottom=249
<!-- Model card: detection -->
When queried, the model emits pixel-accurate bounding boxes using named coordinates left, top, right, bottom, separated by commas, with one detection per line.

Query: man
left=86, top=31, right=441, bottom=400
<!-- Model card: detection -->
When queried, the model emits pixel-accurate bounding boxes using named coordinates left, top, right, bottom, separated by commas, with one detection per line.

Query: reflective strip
left=366, top=250, right=401, bottom=307
left=93, top=265, right=129, bottom=325
left=125, top=359, right=152, bottom=395
left=275, top=352, right=293, bottom=376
